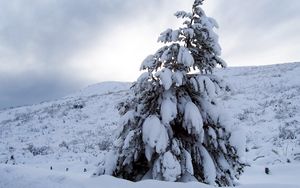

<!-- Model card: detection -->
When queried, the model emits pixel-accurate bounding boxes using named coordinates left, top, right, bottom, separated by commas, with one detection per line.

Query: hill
left=0, top=62, right=299, bottom=187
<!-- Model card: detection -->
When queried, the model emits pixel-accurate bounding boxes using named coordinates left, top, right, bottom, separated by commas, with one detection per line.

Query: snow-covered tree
left=95, top=0, right=245, bottom=186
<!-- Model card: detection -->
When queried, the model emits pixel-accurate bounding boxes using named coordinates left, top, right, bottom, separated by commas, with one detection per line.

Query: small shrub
left=59, top=141, right=69, bottom=149
left=27, top=144, right=52, bottom=156
left=97, top=140, right=111, bottom=151
left=279, top=120, right=300, bottom=140
left=265, top=167, right=270, bottom=175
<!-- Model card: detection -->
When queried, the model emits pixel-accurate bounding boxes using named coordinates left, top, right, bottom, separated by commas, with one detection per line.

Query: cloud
left=0, top=0, right=188, bottom=75
left=0, top=71, right=84, bottom=109
left=0, top=0, right=300, bottom=109
left=0, top=0, right=144, bottom=66
left=208, top=0, right=300, bottom=66
left=0, top=0, right=180, bottom=109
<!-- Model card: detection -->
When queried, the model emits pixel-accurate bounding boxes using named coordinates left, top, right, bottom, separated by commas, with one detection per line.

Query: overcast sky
left=0, top=0, right=300, bottom=109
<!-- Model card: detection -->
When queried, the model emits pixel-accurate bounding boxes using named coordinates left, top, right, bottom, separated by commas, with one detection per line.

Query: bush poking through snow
left=265, top=167, right=270, bottom=175
left=95, top=0, right=244, bottom=186
left=27, top=144, right=52, bottom=156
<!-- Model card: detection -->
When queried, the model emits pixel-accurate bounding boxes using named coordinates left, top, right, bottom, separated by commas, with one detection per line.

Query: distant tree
left=96, top=0, right=245, bottom=186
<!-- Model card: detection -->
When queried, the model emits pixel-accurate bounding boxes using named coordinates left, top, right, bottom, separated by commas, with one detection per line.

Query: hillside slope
left=216, top=62, right=300, bottom=164
left=0, top=81, right=131, bottom=168
left=0, top=62, right=299, bottom=186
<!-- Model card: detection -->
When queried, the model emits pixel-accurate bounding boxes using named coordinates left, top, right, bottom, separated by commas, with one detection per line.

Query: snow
left=171, top=139, right=181, bottom=156
left=95, top=150, right=117, bottom=175
left=1, top=163, right=300, bottom=188
left=161, top=91, right=177, bottom=124
left=140, top=55, right=156, bottom=70
left=174, top=11, right=193, bottom=19
left=137, top=72, right=151, bottom=83
left=0, top=81, right=131, bottom=169
left=239, top=164, right=300, bottom=186
left=142, top=115, right=169, bottom=156
left=118, top=110, right=135, bottom=130
left=177, top=46, right=194, bottom=67
left=0, top=62, right=300, bottom=187
left=157, top=28, right=171, bottom=43
left=172, top=71, right=183, bottom=87
left=183, top=102, right=204, bottom=137
left=123, top=130, right=135, bottom=150
left=171, top=30, right=180, bottom=42
left=191, top=11, right=222, bottom=56
left=178, top=172, right=198, bottom=182
left=182, top=28, right=194, bottom=39
left=155, top=68, right=173, bottom=90
left=183, top=149, right=194, bottom=175
left=194, top=75, right=216, bottom=97
left=161, top=47, right=171, bottom=62
left=68, top=81, right=130, bottom=97
left=203, top=76, right=217, bottom=98
left=199, top=145, right=216, bottom=185
left=229, top=128, right=246, bottom=162
left=161, top=151, right=181, bottom=181
left=216, top=62, right=300, bottom=164
left=156, top=29, right=180, bottom=43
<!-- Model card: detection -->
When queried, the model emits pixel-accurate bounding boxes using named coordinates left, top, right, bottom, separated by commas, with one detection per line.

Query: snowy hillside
left=0, top=81, right=131, bottom=167
left=217, top=63, right=300, bottom=164
left=0, top=62, right=300, bottom=187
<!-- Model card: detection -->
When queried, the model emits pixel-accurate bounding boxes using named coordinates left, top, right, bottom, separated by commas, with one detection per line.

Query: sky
left=0, top=0, right=300, bottom=109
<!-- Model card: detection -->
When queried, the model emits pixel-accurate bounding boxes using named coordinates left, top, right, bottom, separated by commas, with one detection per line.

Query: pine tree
left=96, top=0, right=245, bottom=186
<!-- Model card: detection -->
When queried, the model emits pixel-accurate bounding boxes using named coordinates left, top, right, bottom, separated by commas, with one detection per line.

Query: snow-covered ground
left=0, top=81, right=131, bottom=169
left=217, top=62, right=300, bottom=164
left=0, top=62, right=300, bottom=187
left=1, top=163, right=300, bottom=188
